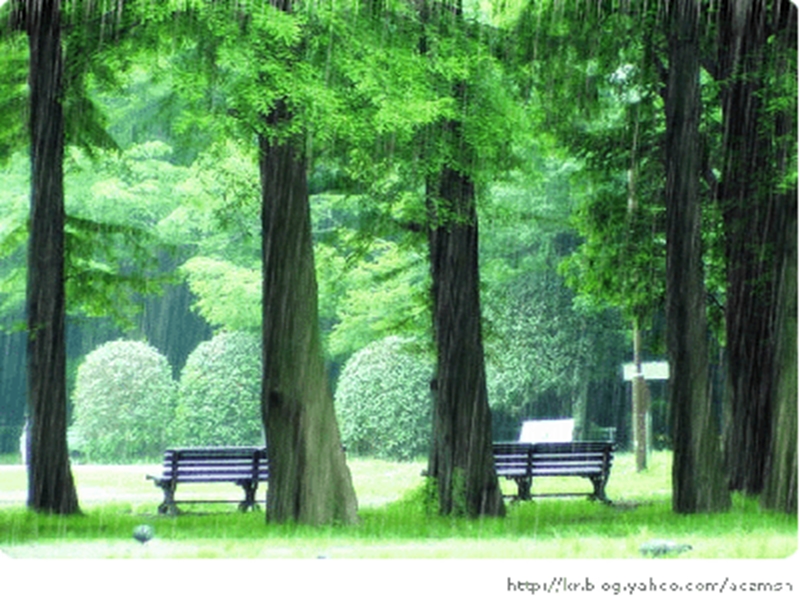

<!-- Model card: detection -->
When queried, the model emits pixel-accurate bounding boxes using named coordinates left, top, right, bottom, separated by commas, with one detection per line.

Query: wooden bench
left=493, top=441, right=614, bottom=504
left=147, top=446, right=268, bottom=515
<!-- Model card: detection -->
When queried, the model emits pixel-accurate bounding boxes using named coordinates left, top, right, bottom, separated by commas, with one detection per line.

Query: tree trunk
left=426, top=168, right=505, bottom=518
left=25, top=0, right=80, bottom=514
left=718, top=0, right=774, bottom=495
left=754, top=0, right=797, bottom=514
left=259, top=104, right=358, bottom=525
left=664, top=0, right=730, bottom=514
left=761, top=194, right=797, bottom=514
left=718, top=0, right=797, bottom=496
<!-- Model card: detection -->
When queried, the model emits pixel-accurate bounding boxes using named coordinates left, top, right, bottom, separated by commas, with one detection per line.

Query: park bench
left=492, top=441, right=614, bottom=504
left=147, top=446, right=268, bottom=515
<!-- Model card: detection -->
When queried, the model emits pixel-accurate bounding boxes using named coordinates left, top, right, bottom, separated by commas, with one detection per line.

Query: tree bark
left=25, top=0, right=80, bottom=514
left=749, top=0, right=798, bottom=513
left=426, top=168, right=505, bottom=518
left=259, top=104, right=359, bottom=525
left=664, top=0, right=730, bottom=514
left=718, top=0, right=797, bottom=496
left=761, top=194, right=797, bottom=514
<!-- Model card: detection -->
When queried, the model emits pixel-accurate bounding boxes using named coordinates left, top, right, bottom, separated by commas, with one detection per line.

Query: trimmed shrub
left=173, top=331, right=263, bottom=446
left=70, top=340, right=176, bottom=462
left=334, top=336, right=432, bottom=461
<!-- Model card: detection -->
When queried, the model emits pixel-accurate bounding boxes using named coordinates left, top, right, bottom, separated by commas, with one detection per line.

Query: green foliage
left=335, top=336, right=433, bottom=461
left=559, top=175, right=667, bottom=324
left=65, top=142, right=193, bottom=229
left=172, top=331, right=263, bottom=447
left=557, top=80, right=667, bottom=324
left=64, top=142, right=190, bottom=326
left=484, top=275, right=626, bottom=417
left=0, top=32, right=26, bottom=164
left=70, top=340, right=177, bottom=462
left=326, top=239, right=430, bottom=360
left=501, top=3, right=670, bottom=329
left=180, top=141, right=261, bottom=250
left=181, top=257, right=261, bottom=333
left=309, top=190, right=432, bottom=360
left=96, top=64, right=215, bottom=165
left=0, top=152, right=28, bottom=322
left=476, top=140, right=627, bottom=420
left=0, top=142, right=189, bottom=328
left=65, top=214, right=171, bottom=327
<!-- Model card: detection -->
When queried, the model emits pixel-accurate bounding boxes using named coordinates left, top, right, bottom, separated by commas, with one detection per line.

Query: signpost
left=622, top=361, right=670, bottom=382
left=622, top=361, right=669, bottom=471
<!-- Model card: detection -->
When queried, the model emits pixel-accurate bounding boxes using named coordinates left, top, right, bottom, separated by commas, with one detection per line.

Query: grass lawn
left=0, top=451, right=795, bottom=560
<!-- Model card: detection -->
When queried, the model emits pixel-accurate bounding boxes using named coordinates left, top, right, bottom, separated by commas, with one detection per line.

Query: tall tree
left=717, top=0, right=798, bottom=496
left=260, top=103, right=359, bottom=525
left=24, top=0, right=80, bottom=513
left=259, top=1, right=358, bottom=525
left=761, top=194, right=797, bottom=513
left=760, top=0, right=798, bottom=515
left=418, top=1, right=505, bottom=518
left=509, top=1, right=671, bottom=466
left=130, top=0, right=362, bottom=524
left=664, top=0, right=729, bottom=514
left=426, top=166, right=505, bottom=517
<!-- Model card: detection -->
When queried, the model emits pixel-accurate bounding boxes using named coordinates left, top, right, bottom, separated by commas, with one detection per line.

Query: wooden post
left=632, top=323, right=649, bottom=471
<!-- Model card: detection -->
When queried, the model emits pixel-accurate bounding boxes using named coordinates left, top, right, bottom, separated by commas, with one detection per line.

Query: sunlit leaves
left=181, top=256, right=261, bottom=333
left=0, top=153, right=28, bottom=317
left=0, top=32, right=26, bottom=164
left=186, top=140, right=261, bottom=240
left=326, top=238, right=430, bottom=360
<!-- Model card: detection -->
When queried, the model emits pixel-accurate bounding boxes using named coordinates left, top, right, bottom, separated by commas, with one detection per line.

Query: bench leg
left=589, top=476, right=612, bottom=505
left=515, top=478, right=532, bottom=501
left=156, top=481, right=178, bottom=515
left=238, top=482, right=258, bottom=512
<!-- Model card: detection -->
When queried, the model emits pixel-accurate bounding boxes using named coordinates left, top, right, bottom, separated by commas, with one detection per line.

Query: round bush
left=70, top=340, right=177, bottom=462
left=334, top=336, right=432, bottom=461
left=173, top=331, right=263, bottom=447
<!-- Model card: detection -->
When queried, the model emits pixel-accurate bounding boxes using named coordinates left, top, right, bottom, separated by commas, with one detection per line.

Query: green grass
left=0, top=452, right=795, bottom=559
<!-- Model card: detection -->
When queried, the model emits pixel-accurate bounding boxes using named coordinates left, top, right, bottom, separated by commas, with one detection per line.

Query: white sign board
left=623, top=361, right=670, bottom=381
left=518, top=419, right=574, bottom=443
